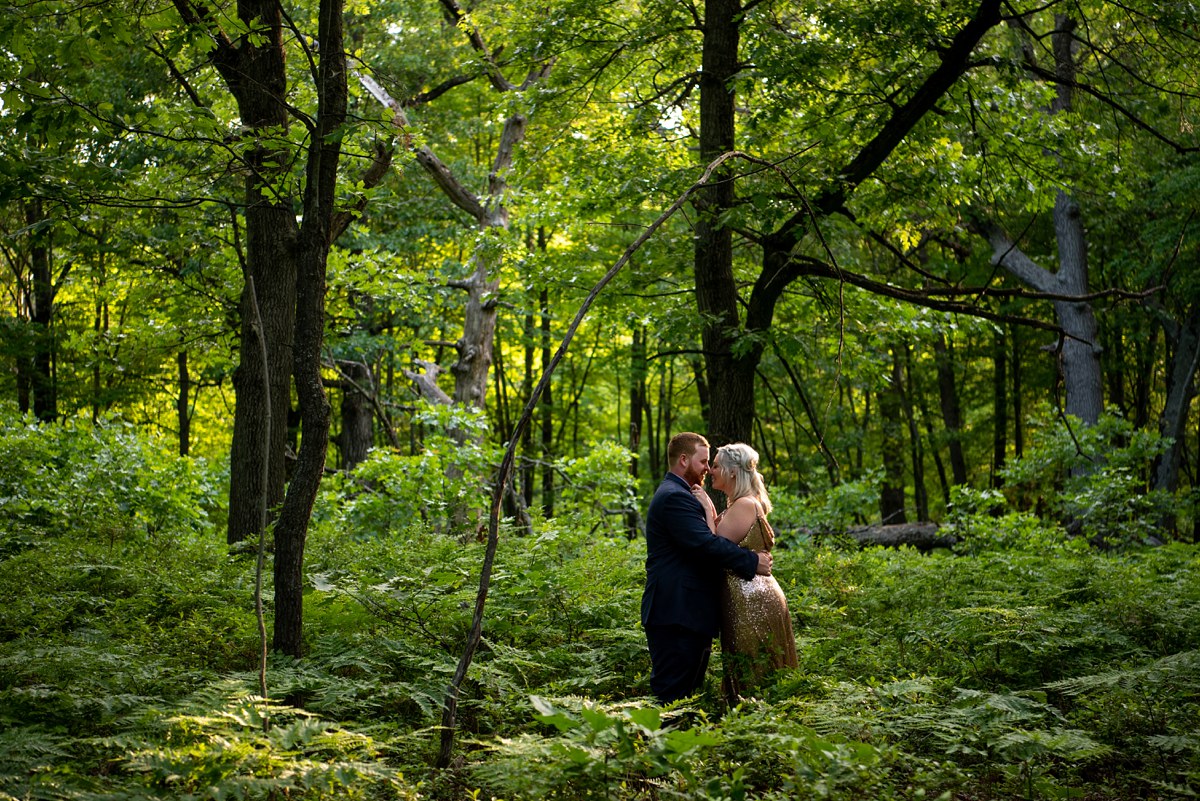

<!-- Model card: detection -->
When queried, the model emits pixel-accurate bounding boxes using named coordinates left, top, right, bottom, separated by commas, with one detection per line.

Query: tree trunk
left=337, top=360, right=374, bottom=470
left=986, top=16, right=1103, bottom=430
left=521, top=302, right=535, bottom=507
left=178, top=349, right=190, bottom=457
left=903, top=345, right=929, bottom=520
left=184, top=0, right=301, bottom=545
left=879, top=349, right=907, bottom=524
left=1012, top=327, right=1025, bottom=459
left=25, top=198, right=56, bottom=422
left=992, top=329, right=1008, bottom=488
left=272, top=0, right=346, bottom=657
left=934, top=333, right=968, bottom=485
left=1132, top=326, right=1157, bottom=430
left=694, top=0, right=751, bottom=447
left=627, top=325, right=647, bottom=538
left=540, top=287, right=555, bottom=517
left=1154, top=303, right=1200, bottom=495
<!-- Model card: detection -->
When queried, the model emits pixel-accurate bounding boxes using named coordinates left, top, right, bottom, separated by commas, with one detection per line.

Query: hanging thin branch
left=435, top=150, right=750, bottom=768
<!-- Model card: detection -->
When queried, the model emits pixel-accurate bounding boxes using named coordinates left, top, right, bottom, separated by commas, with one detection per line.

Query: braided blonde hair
left=715, top=442, right=772, bottom=516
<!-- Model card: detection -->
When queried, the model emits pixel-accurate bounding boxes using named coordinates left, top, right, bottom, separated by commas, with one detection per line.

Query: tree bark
left=1012, top=327, right=1025, bottom=459
left=627, top=325, right=647, bottom=538
left=272, top=0, right=346, bottom=657
left=521, top=301, right=535, bottom=507
left=177, top=0, right=301, bottom=545
left=903, top=345, right=929, bottom=521
left=693, top=0, right=747, bottom=447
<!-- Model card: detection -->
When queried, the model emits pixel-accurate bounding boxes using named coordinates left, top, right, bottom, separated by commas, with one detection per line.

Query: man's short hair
left=667, top=432, right=709, bottom=465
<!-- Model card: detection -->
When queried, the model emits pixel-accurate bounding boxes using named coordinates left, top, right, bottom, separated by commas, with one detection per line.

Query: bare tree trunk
left=1012, top=327, right=1025, bottom=459
left=521, top=300, right=535, bottom=507
left=1132, top=326, right=1157, bottom=430
left=985, top=16, right=1102, bottom=430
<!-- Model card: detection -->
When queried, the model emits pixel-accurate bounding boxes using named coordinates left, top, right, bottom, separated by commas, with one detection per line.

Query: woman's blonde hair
left=715, top=442, right=772, bottom=516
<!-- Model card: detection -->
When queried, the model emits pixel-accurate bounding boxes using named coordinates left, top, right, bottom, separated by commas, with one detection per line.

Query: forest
left=1, top=0, right=1198, bottom=798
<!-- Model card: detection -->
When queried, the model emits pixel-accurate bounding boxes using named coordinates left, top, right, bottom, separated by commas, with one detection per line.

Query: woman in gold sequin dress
left=694, top=443, right=798, bottom=702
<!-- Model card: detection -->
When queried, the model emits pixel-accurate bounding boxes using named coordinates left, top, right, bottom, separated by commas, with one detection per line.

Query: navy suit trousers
left=645, top=623, right=713, bottom=703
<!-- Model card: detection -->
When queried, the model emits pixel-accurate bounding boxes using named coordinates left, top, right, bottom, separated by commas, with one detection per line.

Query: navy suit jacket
left=641, top=472, right=760, bottom=637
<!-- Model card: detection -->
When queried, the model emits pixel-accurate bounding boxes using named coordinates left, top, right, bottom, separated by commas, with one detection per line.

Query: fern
left=1046, top=649, right=1200, bottom=696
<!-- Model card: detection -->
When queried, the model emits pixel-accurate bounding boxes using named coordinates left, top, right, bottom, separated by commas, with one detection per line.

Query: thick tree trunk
left=451, top=255, right=502, bottom=411
left=190, top=0, right=300, bottom=545
left=1052, top=191, right=1103, bottom=426
left=879, top=350, right=907, bottom=524
left=694, top=0, right=752, bottom=447
left=272, top=0, right=345, bottom=657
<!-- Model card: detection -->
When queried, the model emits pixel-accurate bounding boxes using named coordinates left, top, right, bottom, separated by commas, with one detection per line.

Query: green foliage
left=785, top=470, right=882, bottom=540
left=3, top=406, right=1200, bottom=800
left=475, top=695, right=890, bottom=800
left=0, top=409, right=221, bottom=553
left=1000, top=408, right=1176, bottom=546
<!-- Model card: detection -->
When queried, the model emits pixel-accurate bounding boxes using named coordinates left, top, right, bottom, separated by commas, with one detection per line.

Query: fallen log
left=847, top=522, right=957, bottom=552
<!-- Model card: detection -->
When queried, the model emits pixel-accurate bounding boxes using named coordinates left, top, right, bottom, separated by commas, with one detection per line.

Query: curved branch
left=435, top=150, right=749, bottom=769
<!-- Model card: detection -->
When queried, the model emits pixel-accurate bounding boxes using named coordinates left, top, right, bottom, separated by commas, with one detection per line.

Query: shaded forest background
left=1, top=0, right=1199, bottom=798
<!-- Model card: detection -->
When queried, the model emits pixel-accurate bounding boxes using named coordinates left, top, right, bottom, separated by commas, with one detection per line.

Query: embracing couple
left=641, top=432, right=798, bottom=705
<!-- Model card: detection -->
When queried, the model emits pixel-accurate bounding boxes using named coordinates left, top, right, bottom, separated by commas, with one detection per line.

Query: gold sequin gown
left=720, top=514, right=798, bottom=701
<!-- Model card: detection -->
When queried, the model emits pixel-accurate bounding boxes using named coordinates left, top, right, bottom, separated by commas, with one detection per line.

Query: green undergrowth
left=1, top=416, right=1198, bottom=799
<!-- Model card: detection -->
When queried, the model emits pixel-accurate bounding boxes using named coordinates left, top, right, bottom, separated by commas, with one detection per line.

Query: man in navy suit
left=641, top=432, right=772, bottom=703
